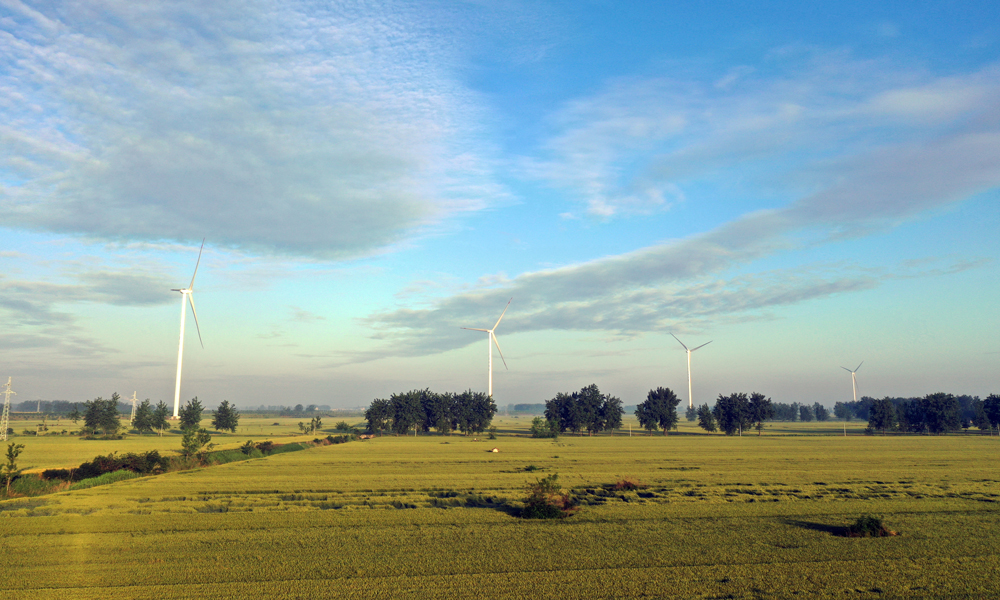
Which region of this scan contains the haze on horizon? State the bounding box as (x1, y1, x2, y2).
(1, 1, 997, 410)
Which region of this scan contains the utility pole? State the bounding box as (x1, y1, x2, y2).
(1, 378, 15, 442)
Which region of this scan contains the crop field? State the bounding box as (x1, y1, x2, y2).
(2, 420, 999, 598)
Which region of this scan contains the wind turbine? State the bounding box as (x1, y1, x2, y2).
(841, 361, 863, 403)
(462, 299, 511, 398)
(171, 239, 205, 419)
(671, 333, 712, 410)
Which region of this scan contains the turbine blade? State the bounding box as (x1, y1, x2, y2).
(188, 293, 204, 349)
(462, 327, 489, 332)
(492, 332, 508, 370)
(855, 361, 863, 372)
(841, 366, 851, 372)
(188, 238, 206, 290)
(670, 333, 688, 350)
(492, 298, 512, 330)
(691, 340, 713, 352)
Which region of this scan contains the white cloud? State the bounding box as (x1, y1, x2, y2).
(0, 0, 506, 259)
(527, 56, 1000, 219)
(362, 59, 1000, 359)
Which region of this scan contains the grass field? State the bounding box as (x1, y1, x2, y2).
(2, 417, 999, 598)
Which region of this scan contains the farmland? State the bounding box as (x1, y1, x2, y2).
(2, 418, 999, 598)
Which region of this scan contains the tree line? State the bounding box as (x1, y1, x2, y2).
(364, 389, 497, 435)
(67, 394, 241, 437)
(863, 393, 1000, 434)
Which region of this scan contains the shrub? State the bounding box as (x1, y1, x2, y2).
(256, 441, 275, 454)
(529, 417, 558, 439)
(334, 421, 351, 431)
(521, 473, 578, 519)
(72, 451, 168, 481)
(846, 515, 897, 537)
(612, 478, 645, 491)
(41, 468, 72, 481)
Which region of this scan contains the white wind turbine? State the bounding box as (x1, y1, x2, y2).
(671, 333, 712, 410)
(841, 361, 863, 403)
(171, 239, 205, 419)
(462, 299, 511, 398)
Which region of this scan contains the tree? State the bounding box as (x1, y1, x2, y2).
(545, 392, 580, 434)
(152, 401, 170, 435)
(799, 404, 814, 422)
(813, 403, 829, 421)
(2, 442, 25, 494)
(388, 390, 424, 435)
(713, 393, 750, 436)
(868, 397, 896, 435)
(83, 394, 122, 437)
(922, 392, 960, 434)
(132, 400, 155, 434)
(456, 389, 496, 434)
(600, 395, 624, 433)
(573, 384, 606, 435)
(985, 394, 1000, 433)
(68, 405, 82, 424)
(970, 397, 990, 431)
(635, 387, 681, 435)
(180, 428, 214, 462)
(833, 402, 852, 422)
(365, 398, 391, 434)
(178, 397, 204, 430)
(211, 400, 240, 433)
(421, 390, 453, 434)
(529, 417, 558, 438)
(748, 393, 774, 436)
(696, 404, 717, 432)
(685, 406, 697, 421)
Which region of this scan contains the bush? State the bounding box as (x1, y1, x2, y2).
(72, 451, 168, 481)
(334, 421, 351, 431)
(846, 515, 897, 537)
(255, 440, 275, 454)
(41, 468, 72, 481)
(529, 417, 558, 439)
(612, 478, 645, 491)
(521, 473, 578, 519)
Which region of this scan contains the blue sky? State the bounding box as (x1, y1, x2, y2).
(1, 0, 998, 409)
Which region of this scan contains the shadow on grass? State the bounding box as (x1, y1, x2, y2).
(782, 519, 847, 536)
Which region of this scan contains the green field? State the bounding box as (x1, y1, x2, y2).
(2, 417, 999, 598)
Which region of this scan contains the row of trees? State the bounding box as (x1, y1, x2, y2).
(365, 389, 497, 435)
(544, 384, 623, 435)
(75, 394, 239, 437)
(694, 392, 775, 435)
(867, 393, 1000, 434)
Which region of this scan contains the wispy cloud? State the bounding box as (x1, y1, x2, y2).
(528, 54, 1000, 218)
(361, 58, 1000, 359)
(0, 0, 506, 259)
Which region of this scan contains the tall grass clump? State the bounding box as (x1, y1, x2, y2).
(521, 473, 578, 519)
(846, 515, 897, 537)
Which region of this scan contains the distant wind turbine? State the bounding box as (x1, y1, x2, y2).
(841, 361, 863, 403)
(671, 333, 712, 410)
(462, 299, 511, 398)
(172, 239, 205, 419)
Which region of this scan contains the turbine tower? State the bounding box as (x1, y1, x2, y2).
(841, 361, 863, 403)
(172, 239, 205, 419)
(129, 391, 138, 424)
(462, 299, 511, 398)
(671, 333, 712, 410)
(1, 377, 14, 442)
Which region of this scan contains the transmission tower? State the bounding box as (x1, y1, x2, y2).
(1, 377, 15, 442)
(129, 391, 138, 424)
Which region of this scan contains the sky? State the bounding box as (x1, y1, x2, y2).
(1, 0, 998, 410)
